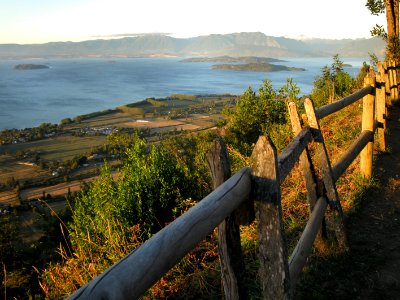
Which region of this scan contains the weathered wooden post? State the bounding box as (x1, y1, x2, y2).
(304, 98, 348, 251)
(251, 136, 291, 300)
(360, 72, 376, 178)
(388, 60, 398, 101)
(380, 62, 391, 108)
(383, 61, 392, 106)
(206, 139, 247, 300)
(376, 65, 387, 152)
(288, 102, 327, 239)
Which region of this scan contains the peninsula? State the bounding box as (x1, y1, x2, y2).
(212, 62, 306, 72)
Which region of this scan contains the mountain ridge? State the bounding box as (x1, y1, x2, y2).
(0, 32, 385, 59)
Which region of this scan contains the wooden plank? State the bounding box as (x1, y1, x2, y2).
(251, 136, 291, 300)
(288, 103, 319, 210)
(315, 86, 373, 120)
(360, 74, 376, 178)
(67, 167, 252, 300)
(375, 70, 387, 152)
(289, 196, 328, 290)
(206, 139, 247, 300)
(278, 127, 313, 184)
(304, 98, 348, 251)
(331, 130, 374, 182)
(288, 102, 328, 246)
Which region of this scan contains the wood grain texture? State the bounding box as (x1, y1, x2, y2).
(207, 139, 247, 300)
(315, 86, 373, 120)
(360, 74, 376, 178)
(67, 167, 252, 300)
(251, 136, 291, 300)
(304, 98, 348, 251)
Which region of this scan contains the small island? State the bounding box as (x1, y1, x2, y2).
(212, 62, 306, 72)
(14, 64, 49, 70)
(181, 56, 286, 64)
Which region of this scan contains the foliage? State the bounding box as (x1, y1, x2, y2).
(41, 135, 208, 297)
(278, 77, 301, 101)
(366, 0, 400, 61)
(0, 216, 17, 266)
(310, 54, 354, 107)
(107, 131, 140, 156)
(353, 61, 371, 90)
(147, 98, 168, 107)
(224, 79, 287, 156)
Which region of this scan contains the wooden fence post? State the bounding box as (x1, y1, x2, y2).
(360, 72, 376, 178)
(206, 139, 247, 300)
(288, 102, 327, 240)
(383, 62, 392, 106)
(251, 136, 291, 300)
(388, 60, 398, 101)
(288, 103, 318, 210)
(376, 66, 387, 152)
(304, 98, 348, 251)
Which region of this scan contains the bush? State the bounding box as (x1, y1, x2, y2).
(224, 79, 287, 156)
(40, 136, 203, 297)
(310, 54, 354, 107)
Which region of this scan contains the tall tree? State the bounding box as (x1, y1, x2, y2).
(366, 0, 400, 61)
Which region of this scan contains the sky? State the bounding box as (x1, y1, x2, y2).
(0, 0, 388, 44)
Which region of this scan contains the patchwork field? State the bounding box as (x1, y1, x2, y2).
(0, 154, 49, 185)
(0, 94, 234, 206)
(0, 135, 107, 162)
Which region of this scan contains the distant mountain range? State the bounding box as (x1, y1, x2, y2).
(0, 32, 385, 59)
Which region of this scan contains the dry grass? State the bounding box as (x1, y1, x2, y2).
(0, 154, 49, 184)
(117, 105, 145, 115)
(38, 100, 369, 299)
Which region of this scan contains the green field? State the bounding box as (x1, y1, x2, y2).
(0, 135, 107, 162)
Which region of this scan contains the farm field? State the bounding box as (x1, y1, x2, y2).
(0, 93, 233, 207)
(0, 135, 107, 162)
(0, 154, 50, 185)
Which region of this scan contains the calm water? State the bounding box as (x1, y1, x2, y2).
(0, 57, 365, 130)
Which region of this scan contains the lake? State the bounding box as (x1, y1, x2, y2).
(0, 57, 365, 130)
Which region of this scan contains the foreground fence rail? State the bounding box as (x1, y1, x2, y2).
(68, 63, 394, 300)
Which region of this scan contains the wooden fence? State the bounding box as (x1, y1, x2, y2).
(67, 62, 396, 300)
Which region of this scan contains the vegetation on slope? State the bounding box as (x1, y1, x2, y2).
(1, 54, 379, 299)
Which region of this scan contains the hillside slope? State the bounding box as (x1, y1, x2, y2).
(0, 32, 385, 58)
(296, 103, 400, 299)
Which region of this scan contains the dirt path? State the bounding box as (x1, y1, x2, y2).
(297, 104, 400, 299)
(346, 103, 400, 299)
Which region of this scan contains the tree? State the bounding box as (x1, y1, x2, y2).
(311, 54, 354, 107)
(366, 0, 400, 61)
(278, 77, 301, 101)
(224, 80, 287, 156)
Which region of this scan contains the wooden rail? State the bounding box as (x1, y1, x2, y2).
(68, 62, 394, 300)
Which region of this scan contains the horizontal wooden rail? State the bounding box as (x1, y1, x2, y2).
(67, 167, 252, 300)
(278, 128, 313, 184)
(289, 197, 328, 289)
(331, 130, 374, 182)
(315, 86, 374, 119)
(67, 66, 391, 300)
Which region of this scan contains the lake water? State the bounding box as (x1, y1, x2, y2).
(0, 57, 365, 130)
